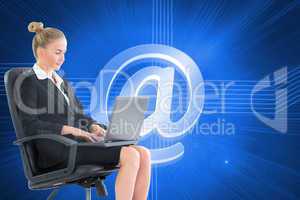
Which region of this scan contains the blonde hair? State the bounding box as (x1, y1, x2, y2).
(28, 21, 66, 58)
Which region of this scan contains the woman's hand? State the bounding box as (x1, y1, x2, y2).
(89, 124, 106, 137)
(62, 125, 100, 143)
(73, 129, 95, 143)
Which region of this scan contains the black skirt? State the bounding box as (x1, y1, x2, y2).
(76, 144, 122, 167)
(37, 136, 122, 173)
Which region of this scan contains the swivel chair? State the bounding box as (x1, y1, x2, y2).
(4, 68, 118, 200)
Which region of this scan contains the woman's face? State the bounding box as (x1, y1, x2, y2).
(37, 37, 67, 71)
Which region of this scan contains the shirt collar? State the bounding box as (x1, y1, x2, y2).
(32, 63, 63, 85)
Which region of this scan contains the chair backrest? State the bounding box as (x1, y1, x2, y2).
(4, 68, 31, 139)
(4, 67, 41, 177)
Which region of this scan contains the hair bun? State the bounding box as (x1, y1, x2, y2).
(28, 22, 44, 33)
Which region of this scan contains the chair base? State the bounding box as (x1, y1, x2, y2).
(47, 189, 59, 200)
(79, 177, 108, 197)
(47, 187, 94, 200)
(85, 188, 91, 200)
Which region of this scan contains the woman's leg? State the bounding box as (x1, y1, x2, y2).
(115, 146, 140, 200)
(131, 146, 151, 200)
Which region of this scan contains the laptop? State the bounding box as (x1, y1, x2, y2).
(91, 96, 149, 147)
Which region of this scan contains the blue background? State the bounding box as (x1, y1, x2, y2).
(0, 0, 299, 199)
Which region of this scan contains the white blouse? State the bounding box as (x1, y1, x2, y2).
(32, 63, 70, 105)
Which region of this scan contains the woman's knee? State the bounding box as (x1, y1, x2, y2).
(119, 146, 140, 169)
(134, 146, 151, 166)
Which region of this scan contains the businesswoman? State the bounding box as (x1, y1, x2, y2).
(19, 21, 151, 200)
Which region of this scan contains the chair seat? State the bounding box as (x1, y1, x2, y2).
(29, 165, 118, 190)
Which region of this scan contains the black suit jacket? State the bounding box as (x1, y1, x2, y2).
(17, 69, 105, 169)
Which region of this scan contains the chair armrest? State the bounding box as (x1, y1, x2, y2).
(14, 134, 78, 184)
(14, 134, 77, 146)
